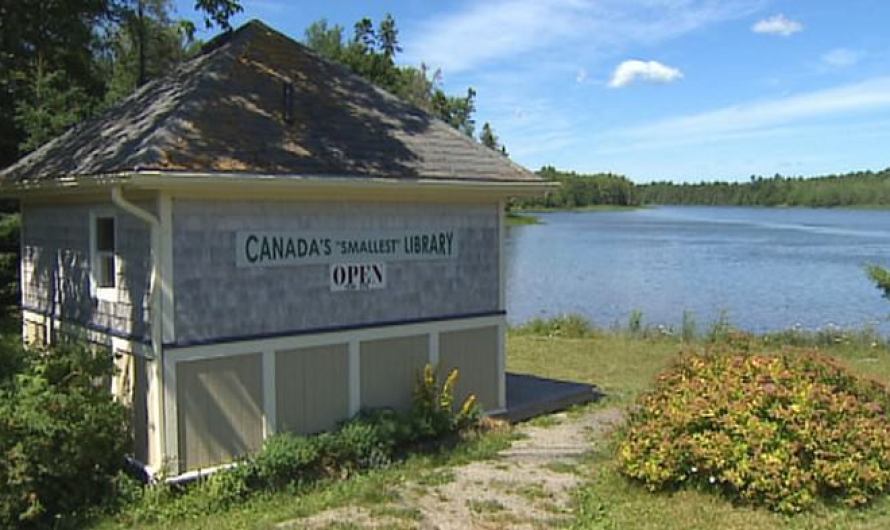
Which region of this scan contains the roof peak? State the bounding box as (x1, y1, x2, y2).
(1, 19, 542, 186)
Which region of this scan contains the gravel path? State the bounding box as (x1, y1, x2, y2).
(281, 406, 624, 530)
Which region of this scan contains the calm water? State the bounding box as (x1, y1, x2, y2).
(505, 206, 890, 335)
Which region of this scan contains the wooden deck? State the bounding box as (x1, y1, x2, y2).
(496, 372, 602, 423)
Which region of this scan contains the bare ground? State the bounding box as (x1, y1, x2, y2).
(280, 407, 624, 530)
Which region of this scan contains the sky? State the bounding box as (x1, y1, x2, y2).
(174, 0, 890, 183)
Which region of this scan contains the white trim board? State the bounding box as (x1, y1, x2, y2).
(158, 193, 175, 343)
(167, 314, 506, 362)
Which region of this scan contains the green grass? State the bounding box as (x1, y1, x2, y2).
(91, 428, 516, 529)
(515, 204, 645, 213)
(507, 333, 679, 406)
(506, 211, 540, 225)
(508, 331, 890, 529)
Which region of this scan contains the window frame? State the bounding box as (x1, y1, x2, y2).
(89, 209, 118, 302)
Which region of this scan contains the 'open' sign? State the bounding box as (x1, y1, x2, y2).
(329, 262, 386, 292)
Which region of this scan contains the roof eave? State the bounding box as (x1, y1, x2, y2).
(0, 171, 557, 200)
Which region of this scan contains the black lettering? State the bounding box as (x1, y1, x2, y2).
(245, 235, 259, 263)
(272, 236, 283, 260)
(372, 264, 384, 283)
(445, 231, 453, 255)
(297, 238, 308, 257)
(259, 237, 272, 261)
(309, 239, 320, 256)
(348, 264, 359, 285)
(285, 238, 296, 258)
(323, 239, 332, 255)
(332, 265, 346, 285)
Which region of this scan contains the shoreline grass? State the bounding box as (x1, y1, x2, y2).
(505, 211, 540, 226)
(514, 204, 645, 214)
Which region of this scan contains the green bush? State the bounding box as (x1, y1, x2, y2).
(0, 341, 130, 527)
(617, 349, 890, 513)
(327, 418, 395, 471)
(250, 432, 323, 489)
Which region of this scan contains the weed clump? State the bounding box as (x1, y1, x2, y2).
(617, 350, 890, 513)
(512, 314, 593, 338)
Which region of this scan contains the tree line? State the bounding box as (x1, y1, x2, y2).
(638, 169, 890, 207)
(512, 166, 641, 209)
(511, 167, 890, 210)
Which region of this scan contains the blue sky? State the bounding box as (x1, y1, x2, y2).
(174, 0, 890, 182)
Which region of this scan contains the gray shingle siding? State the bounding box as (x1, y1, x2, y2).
(21, 202, 153, 341)
(171, 200, 499, 344)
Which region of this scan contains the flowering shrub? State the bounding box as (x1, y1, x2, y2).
(617, 349, 890, 513)
(411, 364, 480, 439)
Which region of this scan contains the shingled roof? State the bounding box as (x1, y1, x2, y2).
(0, 19, 543, 186)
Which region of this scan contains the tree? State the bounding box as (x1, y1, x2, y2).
(304, 19, 344, 59)
(480, 122, 507, 155)
(108, 0, 241, 90)
(0, 0, 243, 165)
(304, 15, 478, 138)
(14, 68, 96, 152)
(377, 13, 401, 59)
(101, 1, 202, 104)
(431, 87, 476, 137)
(0, 0, 110, 167)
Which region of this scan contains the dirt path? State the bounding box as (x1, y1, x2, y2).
(282, 407, 624, 530)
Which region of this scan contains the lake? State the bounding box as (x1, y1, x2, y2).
(505, 206, 890, 335)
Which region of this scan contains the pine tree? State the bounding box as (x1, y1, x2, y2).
(480, 122, 507, 155)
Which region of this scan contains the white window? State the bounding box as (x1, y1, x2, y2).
(91, 213, 117, 300)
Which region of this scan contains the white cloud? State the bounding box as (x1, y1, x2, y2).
(609, 60, 683, 88)
(751, 14, 803, 36)
(403, 0, 762, 74)
(821, 48, 862, 69)
(576, 67, 588, 84)
(607, 77, 890, 148)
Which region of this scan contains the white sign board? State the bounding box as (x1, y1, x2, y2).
(235, 229, 457, 267)
(329, 262, 386, 292)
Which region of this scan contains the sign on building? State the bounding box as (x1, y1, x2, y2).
(329, 262, 386, 292)
(235, 229, 457, 267)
